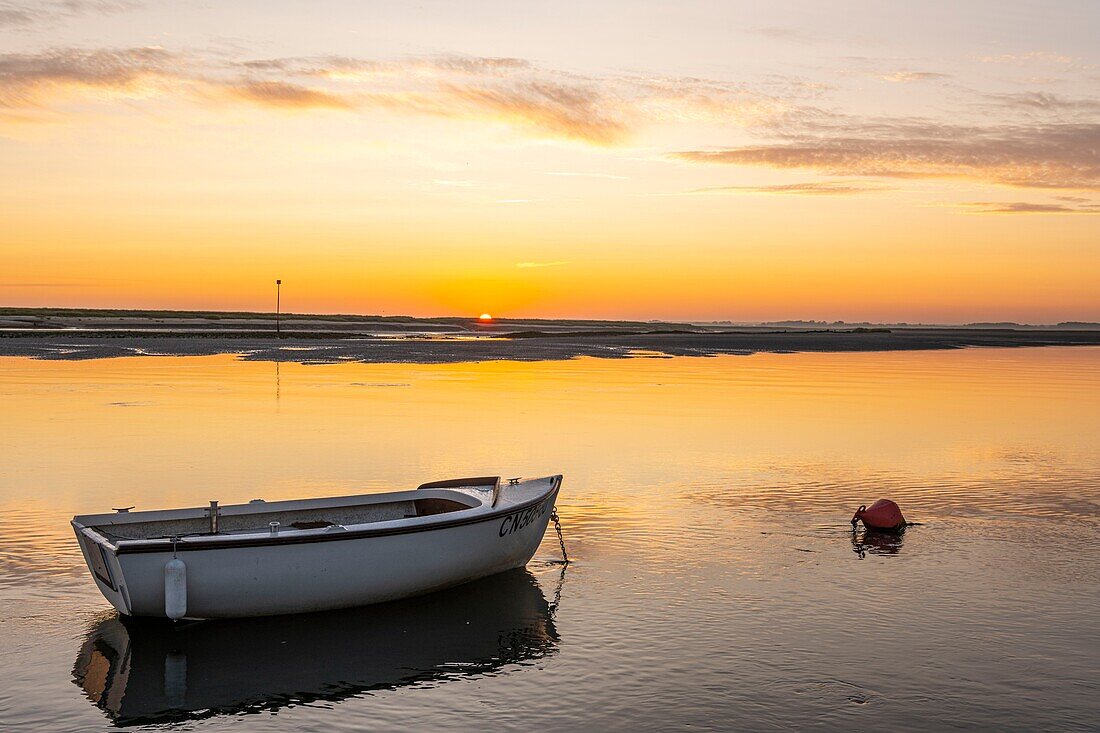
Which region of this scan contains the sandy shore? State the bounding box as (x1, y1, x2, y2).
(2, 310, 1099, 363)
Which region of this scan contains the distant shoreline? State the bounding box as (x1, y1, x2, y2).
(1, 309, 1098, 364)
(1, 306, 1097, 331)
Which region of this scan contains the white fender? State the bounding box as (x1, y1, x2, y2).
(164, 558, 187, 620)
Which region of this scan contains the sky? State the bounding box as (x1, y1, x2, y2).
(1, 1, 1098, 323)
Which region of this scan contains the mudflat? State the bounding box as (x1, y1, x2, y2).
(1, 308, 1099, 364)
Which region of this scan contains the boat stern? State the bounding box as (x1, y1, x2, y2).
(72, 520, 131, 616)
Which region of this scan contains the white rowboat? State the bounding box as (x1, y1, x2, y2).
(72, 475, 562, 619)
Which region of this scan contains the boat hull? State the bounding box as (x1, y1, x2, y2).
(74, 479, 559, 619)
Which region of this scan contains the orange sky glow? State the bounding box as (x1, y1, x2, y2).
(1, 1, 1098, 323)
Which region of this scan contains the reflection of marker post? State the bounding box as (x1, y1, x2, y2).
(275, 279, 282, 338)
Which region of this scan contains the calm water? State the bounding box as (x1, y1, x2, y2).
(1, 348, 1098, 731)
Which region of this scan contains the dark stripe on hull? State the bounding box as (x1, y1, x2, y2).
(114, 486, 559, 555)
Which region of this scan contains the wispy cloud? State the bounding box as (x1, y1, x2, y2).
(423, 80, 629, 145)
(252, 54, 532, 79)
(0, 0, 138, 28)
(516, 261, 570, 268)
(541, 171, 628, 180)
(978, 51, 1075, 66)
(876, 71, 950, 83)
(225, 80, 353, 109)
(0, 47, 357, 112)
(3, 44, 1098, 192)
(0, 46, 178, 106)
(674, 121, 1100, 190)
(974, 50, 1097, 77)
(748, 27, 824, 45)
(0, 6, 34, 26)
(0, 47, 805, 144)
(960, 201, 1100, 214)
(347, 68, 800, 144)
(691, 181, 892, 195)
(982, 91, 1100, 118)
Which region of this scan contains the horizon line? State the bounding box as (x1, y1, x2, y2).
(1, 305, 1097, 330)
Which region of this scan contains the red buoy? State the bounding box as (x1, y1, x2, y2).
(851, 499, 906, 531)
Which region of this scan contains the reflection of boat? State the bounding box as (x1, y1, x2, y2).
(73, 568, 560, 726)
(72, 475, 561, 618)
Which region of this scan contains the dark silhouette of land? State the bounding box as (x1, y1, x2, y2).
(1, 308, 1098, 363)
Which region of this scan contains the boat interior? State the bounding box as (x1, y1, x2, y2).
(79, 477, 507, 543)
(88, 494, 481, 543)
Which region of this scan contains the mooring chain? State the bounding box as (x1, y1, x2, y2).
(548, 562, 566, 616)
(550, 506, 570, 564)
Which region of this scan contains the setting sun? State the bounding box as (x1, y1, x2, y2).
(479, 313, 493, 322)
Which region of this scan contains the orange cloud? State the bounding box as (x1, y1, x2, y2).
(0, 47, 177, 107)
(226, 80, 354, 110)
(960, 201, 1100, 214)
(438, 81, 628, 144)
(876, 71, 950, 83)
(232, 54, 638, 143)
(2, 46, 811, 144)
(690, 181, 892, 195)
(674, 122, 1100, 190)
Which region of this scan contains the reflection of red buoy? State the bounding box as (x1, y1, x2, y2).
(852, 499, 906, 531)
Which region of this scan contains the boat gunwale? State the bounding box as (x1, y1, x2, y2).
(71, 487, 484, 549)
(75, 478, 561, 555)
(72, 486, 480, 527)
